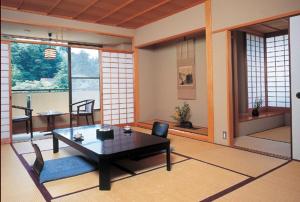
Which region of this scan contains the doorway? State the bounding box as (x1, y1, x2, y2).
(230, 18, 292, 159)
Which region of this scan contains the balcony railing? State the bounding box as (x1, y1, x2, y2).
(12, 88, 69, 93)
(12, 90, 69, 116)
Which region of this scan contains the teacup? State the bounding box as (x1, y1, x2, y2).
(124, 126, 131, 131)
(74, 132, 82, 139)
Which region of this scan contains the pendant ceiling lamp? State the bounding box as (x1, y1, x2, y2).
(44, 33, 57, 60)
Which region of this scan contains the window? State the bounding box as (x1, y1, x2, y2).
(71, 48, 100, 109)
(101, 51, 134, 125)
(11, 43, 69, 114)
(11, 43, 68, 91)
(266, 34, 290, 107)
(11, 41, 135, 124)
(246, 34, 266, 108)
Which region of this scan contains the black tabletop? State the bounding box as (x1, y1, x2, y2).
(53, 125, 169, 155)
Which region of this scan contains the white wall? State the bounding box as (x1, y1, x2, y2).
(138, 49, 156, 121)
(212, 31, 229, 144)
(138, 36, 208, 127)
(212, 0, 300, 31)
(290, 15, 300, 160)
(135, 4, 205, 47)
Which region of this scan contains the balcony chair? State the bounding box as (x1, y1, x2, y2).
(70, 99, 95, 126)
(12, 105, 33, 140)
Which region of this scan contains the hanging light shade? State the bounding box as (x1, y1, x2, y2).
(44, 47, 57, 60)
(44, 32, 57, 60)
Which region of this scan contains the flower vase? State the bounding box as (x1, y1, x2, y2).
(252, 108, 259, 117)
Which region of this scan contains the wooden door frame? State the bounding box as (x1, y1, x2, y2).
(224, 13, 300, 146)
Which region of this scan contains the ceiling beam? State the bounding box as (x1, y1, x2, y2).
(46, 0, 63, 15)
(73, 0, 99, 19)
(17, 0, 24, 10)
(94, 0, 135, 23)
(116, 0, 171, 26)
(261, 24, 281, 31)
(239, 27, 264, 37)
(282, 18, 289, 23)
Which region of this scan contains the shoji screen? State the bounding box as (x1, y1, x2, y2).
(101, 51, 134, 125)
(246, 34, 266, 108)
(1, 41, 11, 143)
(266, 34, 290, 108)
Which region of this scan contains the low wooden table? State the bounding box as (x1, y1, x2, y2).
(38, 111, 64, 132)
(52, 125, 171, 190)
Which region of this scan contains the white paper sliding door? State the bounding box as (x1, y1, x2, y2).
(1, 41, 11, 143)
(101, 51, 134, 125)
(290, 15, 300, 160)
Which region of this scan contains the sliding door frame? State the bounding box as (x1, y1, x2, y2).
(1, 40, 12, 144)
(216, 13, 300, 147)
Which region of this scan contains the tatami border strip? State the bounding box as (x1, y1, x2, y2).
(247, 134, 290, 144)
(14, 127, 288, 161)
(14, 145, 69, 155)
(10, 144, 53, 202)
(9, 133, 293, 202)
(112, 162, 137, 175)
(137, 125, 290, 161)
(200, 160, 292, 202)
(12, 143, 191, 201)
(233, 145, 291, 160)
(52, 158, 191, 200)
(51, 185, 99, 199)
(172, 151, 253, 178)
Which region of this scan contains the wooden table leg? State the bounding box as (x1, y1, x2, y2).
(99, 159, 111, 190)
(53, 135, 59, 153)
(52, 116, 56, 131)
(47, 116, 51, 131)
(166, 144, 171, 171)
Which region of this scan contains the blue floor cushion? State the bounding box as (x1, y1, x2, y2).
(39, 155, 97, 183)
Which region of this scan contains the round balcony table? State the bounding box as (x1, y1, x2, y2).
(38, 111, 64, 133)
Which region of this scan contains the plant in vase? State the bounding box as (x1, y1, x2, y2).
(171, 102, 192, 128)
(252, 98, 262, 117)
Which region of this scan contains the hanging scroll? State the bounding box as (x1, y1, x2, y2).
(177, 38, 196, 99)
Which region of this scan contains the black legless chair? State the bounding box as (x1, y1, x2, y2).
(70, 99, 95, 126)
(131, 121, 169, 160)
(151, 121, 169, 138)
(12, 105, 33, 140)
(32, 143, 44, 177)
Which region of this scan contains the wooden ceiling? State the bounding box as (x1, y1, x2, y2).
(1, 0, 205, 29)
(239, 18, 289, 36)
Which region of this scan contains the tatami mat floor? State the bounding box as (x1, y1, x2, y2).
(1, 145, 45, 202)
(2, 126, 299, 202)
(234, 135, 291, 158)
(217, 161, 300, 202)
(52, 160, 247, 202)
(249, 126, 291, 143)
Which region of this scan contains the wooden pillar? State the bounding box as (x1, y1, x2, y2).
(205, 0, 214, 143)
(133, 38, 140, 123)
